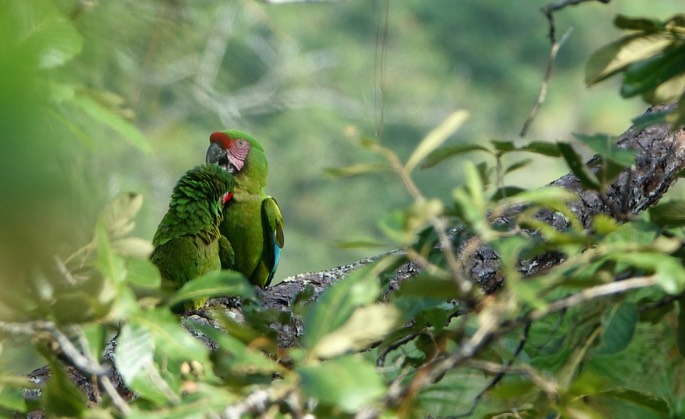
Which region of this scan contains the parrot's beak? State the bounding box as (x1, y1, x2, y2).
(206, 142, 234, 173)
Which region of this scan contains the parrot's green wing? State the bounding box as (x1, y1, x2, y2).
(218, 235, 235, 270)
(253, 197, 284, 288)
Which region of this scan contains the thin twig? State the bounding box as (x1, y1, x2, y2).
(519, 28, 572, 137)
(450, 322, 532, 418)
(521, 0, 611, 136)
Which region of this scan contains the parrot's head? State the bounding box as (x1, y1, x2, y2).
(206, 130, 268, 192)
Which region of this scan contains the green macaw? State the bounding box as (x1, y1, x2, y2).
(205, 129, 284, 288)
(150, 164, 234, 310)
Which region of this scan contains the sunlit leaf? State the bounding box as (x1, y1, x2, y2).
(312, 303, 401, 358)
(303, 266, 380, 350)
(72, 94, 151, 153)
(585, 34, 673, 85)
(99, 192, 143, 239)
(298, 355, 385, 412)
(405, 110, 469, 173)
(116, 322, 155, 384)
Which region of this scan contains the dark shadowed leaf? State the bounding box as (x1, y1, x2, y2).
(505, 158, 533, 174)
(421, 143, 491, 169)
(398, 275, 460, 299)
(557, 142, 600, 190)
(572, 133, 635, 166)
(613, 15, 663, 32)
(596, 302, 637, 354)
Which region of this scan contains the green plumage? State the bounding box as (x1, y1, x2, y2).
(150, 164, 234, 310)
(206, 129, 284, 288)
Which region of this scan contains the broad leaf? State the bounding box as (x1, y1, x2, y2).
(596, 302, 637, 354)
(302, 266, 380, 350)
(312, 303, 401, 358)
(298, 355, 385, 412)
(585, 33, 673, 85)
(649, 200, 685, 227)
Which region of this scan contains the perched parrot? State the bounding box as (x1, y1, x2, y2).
(205, 129, 284, 288)
(150, 164, 234, 310)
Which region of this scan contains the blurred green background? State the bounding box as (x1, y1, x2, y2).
(1, 0, 682, 289)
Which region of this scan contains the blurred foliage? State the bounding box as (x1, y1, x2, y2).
(1, 0, 685, 418)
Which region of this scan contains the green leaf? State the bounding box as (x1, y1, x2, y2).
(421, 143, 491, 169)
(649, 200, 685, 227)
(95, 220, 125, 283)
(557, 142, 600, 190)
(99, 192, 143, 239)
(621, 47, 685, 102)
(115, 322, 155, 385)
(631, 110, 669, 130)
(611, 253, 685, 294)
(72, 94, 151, 153)
(312, 303, 402, 358)
(0, 385, 26, 413)
(397, 274, 460, 299)
(302, 266, 380, 350)
(596, 302, 638, 354)
(133, 308, 210, 365)
(405, 110, 469, 173)
(167, 270, 254, 307)
(517, 141, 564, 157)
(192, 323, 280, 381)
(597, 387, 671, 416)
(572, 133, 635, 167)
(490, 186, 526, 201)
(504, 158, 532, 174)
(585, 33, 674, 85)
(126, 258, 161, 288)
(613, 15, 663, 32)
(298, 355, 385, 412)
(491, 140, 516, 153)
(20, 10, 84, 69)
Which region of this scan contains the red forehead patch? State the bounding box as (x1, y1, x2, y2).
(209, 131, 231, 148)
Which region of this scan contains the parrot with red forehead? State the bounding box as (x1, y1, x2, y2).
(205, 129, 284, 288)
